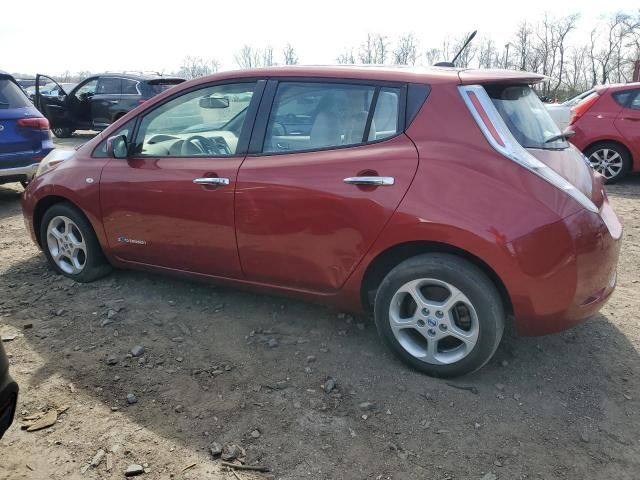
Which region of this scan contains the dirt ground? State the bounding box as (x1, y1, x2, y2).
(1, 135, 639, 480)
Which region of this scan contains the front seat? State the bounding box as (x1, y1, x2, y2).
(309, 110, 341, 148)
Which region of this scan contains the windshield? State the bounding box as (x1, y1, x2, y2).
(486, 84, 568, 150)
(0, 78, 31, 109)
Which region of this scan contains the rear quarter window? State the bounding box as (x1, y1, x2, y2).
(0, 78, 31, 109)
(612, 90, 634, 107)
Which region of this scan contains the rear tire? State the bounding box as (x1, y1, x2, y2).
(51, 127, 74, 138)
(374, 253, 505, 377)
(40, 203, 112, 282)
(584, 142, 631, 184)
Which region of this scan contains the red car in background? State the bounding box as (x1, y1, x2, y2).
(568, 82, 640, 183)
(21, 66, 621, 377)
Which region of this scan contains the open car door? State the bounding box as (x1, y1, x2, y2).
(35, 74, 72, 131)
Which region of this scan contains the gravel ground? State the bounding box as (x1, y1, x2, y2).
(0, 135, 639, 479)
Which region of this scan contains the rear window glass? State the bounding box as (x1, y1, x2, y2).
(148, 82, 180, 95)
(0, 78, 31, 109)
(485, 84, 567, 150)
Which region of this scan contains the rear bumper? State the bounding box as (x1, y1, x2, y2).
(509, 201, 622, 336)
(0, 147, 51, 182)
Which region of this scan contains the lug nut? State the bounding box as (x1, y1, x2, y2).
(439, 324, 447, 331)
(427, 329, 436, 337)
(421, 308, 430, 316)
(436, 311, 444, 318)
(417, 319, 425, 327)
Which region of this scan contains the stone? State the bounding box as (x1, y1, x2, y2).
(221, 444, 243, 461)
(481, 474, 497, 480)
(90, 449, 105, 467)
(323, 377, 336, 393)
(125, 464, 144, 477)
(126, 393, 138, 405)
(359, 401, 375, 411)
(250, 429, 261, 438)
(131, 345, 145, 357)
(209, 442, 222, 457)
(268, 338, 279, 348)
(106, 355, 118, 366)
(174, 405, 184, 413)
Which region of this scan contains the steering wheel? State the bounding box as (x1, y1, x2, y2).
(180, 135, 213, 156)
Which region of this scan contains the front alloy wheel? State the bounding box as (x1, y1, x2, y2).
(46, 216, 87, 275)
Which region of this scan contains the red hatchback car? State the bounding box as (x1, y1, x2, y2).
(22, 66, 622, 377)
(569, 82, 640, 183)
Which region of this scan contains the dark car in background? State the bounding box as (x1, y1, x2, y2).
(0, 70, 53, 187)
(35, 73, 184, 138)
(0, 341, 18, 440)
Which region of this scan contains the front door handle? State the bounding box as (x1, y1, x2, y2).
(193, 177, 230, 186)
(344, 176, 395, 186)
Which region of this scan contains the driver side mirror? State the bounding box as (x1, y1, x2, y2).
(106, 135, 129, 159)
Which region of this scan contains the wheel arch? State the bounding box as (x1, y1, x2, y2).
(33, 195, 93, 248)
(360, 240, 513, 317)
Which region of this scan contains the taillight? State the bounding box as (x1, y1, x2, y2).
(569, 94, 599, 126)
(17, 117, 50, 130)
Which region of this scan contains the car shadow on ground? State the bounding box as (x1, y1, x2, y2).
(1, 246, 639, 478)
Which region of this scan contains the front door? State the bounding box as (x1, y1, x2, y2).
(100, 80, 263, 277)
(235, 80, 419, 292)
(34, 74, 70, 129)
(614, 88, 640, 164)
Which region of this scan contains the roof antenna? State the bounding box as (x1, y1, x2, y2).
(434, 30, 477, 67)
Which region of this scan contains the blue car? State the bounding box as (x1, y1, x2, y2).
(0, 70, 54, 187)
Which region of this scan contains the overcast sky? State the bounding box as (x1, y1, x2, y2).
(3, 0, 639, 75)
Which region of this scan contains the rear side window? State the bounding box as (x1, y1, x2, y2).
(122, 79, 139, 95)
(262, 82, 401, 153)
(147, 82, 179, 95)
(627, 90, 640, 110)
(485, 84, 567, 150)
(0, 78, 30, 109)
(612, 90, 633, 107)
(97, 77, 121, 95)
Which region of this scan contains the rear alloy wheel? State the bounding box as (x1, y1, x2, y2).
(41, 203, 111, 282)
(585, 142, 631, 184)
(51, 127, 74, 138)
(374, 254, 505, 377)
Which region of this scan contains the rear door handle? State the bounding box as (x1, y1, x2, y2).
(622, 117, 640, 121)
(344, 176, 395, 186)
(193, 177, 230, 186)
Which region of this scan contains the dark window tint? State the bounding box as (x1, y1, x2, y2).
(628, 90, 640, 110)
(486, 84, 567, 150)
(263, 82, 377, 153)
(97, 77, 121, 95)
(122, 79, 139, 95)
(0, 78, 31, 109)
(612, 90, 634, 107)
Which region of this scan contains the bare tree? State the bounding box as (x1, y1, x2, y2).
(424, 48, 441, 65)
(177, 56, 220, 79)
(235, 45, 276, 68)
(359, 34, 376, 64)
(477, 37, 498, 68)
(336, 49, 356, 64)
(283, 43, 299, 65)
(373, 34, 390, 63)
(393, 33, 418, 65)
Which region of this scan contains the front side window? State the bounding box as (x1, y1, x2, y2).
(97, 77, 121, 95)
(263, 82, 376, 153)
(134, 82, 257, 157)
(486, 84, 568, 150)
(75, 79, 98, 100)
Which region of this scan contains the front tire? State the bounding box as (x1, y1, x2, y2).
(40, 203, 111, 282)
(374, 253, 505, 377)
(584, 142, 631, 184)
(51, 127, 74, 138)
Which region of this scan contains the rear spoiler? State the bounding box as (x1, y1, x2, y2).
(459, 69, 547, 85)
(146, 77, 185, 85)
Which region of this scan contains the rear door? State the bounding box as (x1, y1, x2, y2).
(92, 77, 122, 128)
(235, 79, 419, 292)
(614, 88, 640, 160)
(34, 74, 71, 129)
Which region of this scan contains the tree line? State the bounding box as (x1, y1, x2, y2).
(14, 11, 639, 102)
